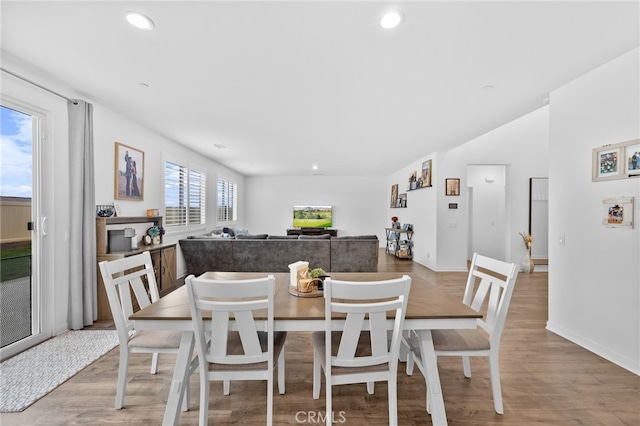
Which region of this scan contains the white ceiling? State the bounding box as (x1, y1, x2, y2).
(2, 1, 639, 176)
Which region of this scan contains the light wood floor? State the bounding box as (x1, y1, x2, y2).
(2, 251, 639, 425)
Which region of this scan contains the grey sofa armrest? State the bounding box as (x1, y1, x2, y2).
(179, 239, 234, 275)
(330, 236, 379, 272)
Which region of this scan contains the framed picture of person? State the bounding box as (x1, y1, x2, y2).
(114, 142, 144, 201)
(592, 139, 640, 182)
(626, 142, 640, 176)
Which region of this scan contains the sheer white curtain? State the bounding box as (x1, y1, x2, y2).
(67, 100, 96, 328)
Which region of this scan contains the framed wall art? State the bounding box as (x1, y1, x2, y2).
(445, 178, 460, 196)
(390, 184, 398, 207)
(421, 159, 432, 187)
(602, 196, 634, 229)
(398, 193, 407, 208)
(626, 141, 640, 176)
(592, 139, 640, 182)
(114, 142, 144, 201)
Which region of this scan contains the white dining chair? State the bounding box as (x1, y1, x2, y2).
(99, 251, 197, 410)
(185, 274, 287, 426)
(406, 252, 519, 414)
(312, 275, 411, 426)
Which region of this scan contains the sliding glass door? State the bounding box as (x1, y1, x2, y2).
(0, 103, 43, 358)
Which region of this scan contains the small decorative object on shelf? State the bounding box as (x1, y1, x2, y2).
(96, 205, 115, 217)
(519, 231, 534, 273)
(147, 225, 165, 245)
(391, 216, 401, 229)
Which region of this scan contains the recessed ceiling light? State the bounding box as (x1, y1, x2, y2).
(312, 165, 319, 170)
(380, 11, 403, 29)
(126, 12, 154, 30)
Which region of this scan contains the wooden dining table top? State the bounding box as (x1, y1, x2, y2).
(130, 272, 481, 322)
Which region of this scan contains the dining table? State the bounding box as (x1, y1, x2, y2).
(129, 271, 481, 426)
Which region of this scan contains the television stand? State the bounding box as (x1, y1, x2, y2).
(287, 228, 338, 237)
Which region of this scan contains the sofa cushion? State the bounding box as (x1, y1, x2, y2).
(235, 234, 268, 239)
(299, 234, 332, 239)
(332, 235, 378, 240)
(232, 239, 331, 272)
(267, 235, 300, 240)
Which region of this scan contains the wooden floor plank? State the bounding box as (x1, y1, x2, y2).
(2, 250, 638, 425)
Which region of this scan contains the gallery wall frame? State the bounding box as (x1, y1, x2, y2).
(445, 178, 460, 196)
(421, 159, 432, 187)
(390, 183, 399, 207)
(114, 142, 144, 201)
(592, 138, 640, 182)
(602, 196, 634, 229)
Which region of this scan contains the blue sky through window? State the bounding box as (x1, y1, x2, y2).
(1, 105, 32, 197)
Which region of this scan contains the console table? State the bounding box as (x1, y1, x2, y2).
(96, 216, 177, 320)
(385, 227, 414, 259)
(287, 228, 338, 237)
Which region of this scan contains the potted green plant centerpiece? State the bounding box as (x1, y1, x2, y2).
(310, 267, 328, 290)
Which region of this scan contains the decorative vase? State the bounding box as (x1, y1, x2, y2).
(522, 250, 534, 273)
(152, 236, 161, 245)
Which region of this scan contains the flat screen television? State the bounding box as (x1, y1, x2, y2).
(293, 205, 332, 228)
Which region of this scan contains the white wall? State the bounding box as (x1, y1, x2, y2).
(2, 56, 245, 336)
(386, 155, 439, 268)
(91, 108, 245, 280)
(388, 107, 550, 271)
(547, 48, 639, 374)
(244, 175, 387, 240)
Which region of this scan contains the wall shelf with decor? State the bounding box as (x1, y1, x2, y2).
(95, 216, 177, 320)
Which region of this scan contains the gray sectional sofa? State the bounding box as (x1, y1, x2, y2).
(179, 233, 379, 276)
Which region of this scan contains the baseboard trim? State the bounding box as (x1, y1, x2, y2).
(546, 321, 639, 375)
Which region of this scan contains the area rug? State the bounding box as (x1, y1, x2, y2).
(0, 330, 119, 412)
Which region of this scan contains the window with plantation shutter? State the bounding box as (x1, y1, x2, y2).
(164, 160, 206, 227)
(217, 177, 237, 223)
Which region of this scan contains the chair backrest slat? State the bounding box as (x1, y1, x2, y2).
(324, 275, 411, 370)
(465, 253, 519, 345)
(98, 251, 159, 345)
(186, 275, 275, 369)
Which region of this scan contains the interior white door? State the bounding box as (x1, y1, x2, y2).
(466, 165, 507, 261)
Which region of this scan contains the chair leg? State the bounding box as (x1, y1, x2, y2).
(325, 380, 332, 426)
(267, 372, 274, 426)
(312, 352, 321, 399)
(388, 377, 398, 426)
(115, 348, 129, 409)
(462, 355, 472, 378)
(181, 372, 190, 412)
(150, 352, 159, 374)
(488, 353, 504, 414)
(406, 351, 414, 375)
(199, 380, 209, 426)
(367, 382, 374, 394)
(278, 348, 286, 394)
